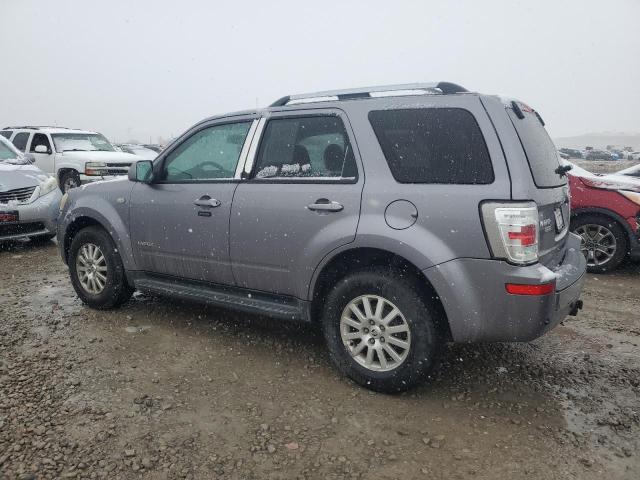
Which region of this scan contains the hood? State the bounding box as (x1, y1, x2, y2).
(61, 150, 140, 163)
(0, 163, 50, 190)
(601, 173, 640, 189)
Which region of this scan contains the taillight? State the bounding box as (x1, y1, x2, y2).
(481, 202, 539, 264)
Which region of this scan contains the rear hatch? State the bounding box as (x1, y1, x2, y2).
(506, 101, 570, 268)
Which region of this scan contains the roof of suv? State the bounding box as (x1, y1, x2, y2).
(192, 82, 474, 128)
(1, 126, 97, 135)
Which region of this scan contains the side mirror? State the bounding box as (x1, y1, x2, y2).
(23, 153, 36, 164)
(128, 160, 154, 183)
(34, 145, 51, 154)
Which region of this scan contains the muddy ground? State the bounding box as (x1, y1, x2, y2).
(0, 242, 638, 480)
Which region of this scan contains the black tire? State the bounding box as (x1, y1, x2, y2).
(571, 214, 629, 273)
(68, 226, 133, 309)
(321, 267, 442, 393)
(60, 170, 81, 193)
(29, 233, 56, 243)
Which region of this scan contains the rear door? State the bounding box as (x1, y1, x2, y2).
(230, 110, 364, 299)
(502, 100, 570, 267)
(130, 118, 256, 285)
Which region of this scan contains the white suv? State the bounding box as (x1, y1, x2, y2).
(0, 126, 139, 192)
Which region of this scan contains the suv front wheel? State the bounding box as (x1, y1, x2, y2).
(322, 267, 441, 393)
(68, 226, 133, 309)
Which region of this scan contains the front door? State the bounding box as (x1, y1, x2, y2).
(27, 133, 55, 174)
(130, 119, 255, 285)
(230, 111, 364, 299)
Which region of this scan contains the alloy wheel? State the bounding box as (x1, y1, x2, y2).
(340, 295, 411, 372)
(76, 243, 108, 294)
(575, 224, 617, 267)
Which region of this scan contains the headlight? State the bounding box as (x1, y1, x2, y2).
(85, 161, 107, 175)
(38, 177, 58, 197)
(620, 190, 640, 206)
(59, 192, 69, 211)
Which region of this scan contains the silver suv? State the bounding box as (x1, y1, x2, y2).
(57, 82, 587, 392)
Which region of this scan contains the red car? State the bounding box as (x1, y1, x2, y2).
(565, 162, 640, 272)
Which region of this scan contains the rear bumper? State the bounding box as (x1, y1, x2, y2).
(0, 189, 61, 241)
(423, 233, 587, 342)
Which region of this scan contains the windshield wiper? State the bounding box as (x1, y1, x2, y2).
(63, 148, 88, 152)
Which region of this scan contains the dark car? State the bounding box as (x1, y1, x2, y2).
(585, 150, 614, 161)
(559, 148, 583, 159)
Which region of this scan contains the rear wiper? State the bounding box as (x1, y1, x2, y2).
(555, 164, 573, 177)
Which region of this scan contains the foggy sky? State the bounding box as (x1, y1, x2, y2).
(2, 0, 639, 143)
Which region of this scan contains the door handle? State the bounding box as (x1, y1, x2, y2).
(307, 199, 344, 212)
(194, 195, 221, 208)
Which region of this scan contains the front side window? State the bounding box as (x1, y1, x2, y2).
(253, 115, 357, 180)
(52, 133, 115, 152)
(30, 133, 52, 153)
(12, 132, 30, 152)
(162, 122, 251, 181)
(369, 108, 494, 184)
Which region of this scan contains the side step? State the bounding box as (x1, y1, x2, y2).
(133, 274, 309, 322)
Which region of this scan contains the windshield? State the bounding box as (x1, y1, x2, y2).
(0, 138, 20, 161)
(51, 133, 115, 152)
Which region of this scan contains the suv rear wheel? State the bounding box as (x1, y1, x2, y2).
(572, 214, 628, 273)
(322, 267, 441, 393)
(68, 226, 133, 309)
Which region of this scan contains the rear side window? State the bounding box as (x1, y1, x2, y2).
(0, 131, 12, 140)
(368, 108, 494, 184)
(507, 105, 565, 188)
(12, 132, 30, 152)
(253, 115, 357, 180)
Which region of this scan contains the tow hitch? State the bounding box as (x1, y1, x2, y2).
(569, 299, 584, 316)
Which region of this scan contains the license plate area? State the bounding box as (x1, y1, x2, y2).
(0, 211, 19, 223)
(554, 207, 565, 232)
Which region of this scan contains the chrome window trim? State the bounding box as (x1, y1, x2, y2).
(233, 119, 259, 179)
(242, 117, 266, 177)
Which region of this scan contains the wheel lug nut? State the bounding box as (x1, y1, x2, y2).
(380, 325, 385, 331)
(363, 328, 369, 334)
(380, 337, 385, 343)
(369, 319, 375, 325)
(368, 338, 375, 345)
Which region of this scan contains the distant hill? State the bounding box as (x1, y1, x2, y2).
(554, 133, 640, 150)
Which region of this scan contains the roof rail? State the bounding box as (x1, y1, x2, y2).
(270, 82, 468, 107)
(2, 125, 76, 130)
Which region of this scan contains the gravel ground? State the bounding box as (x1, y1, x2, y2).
(0, 241, 638, 480)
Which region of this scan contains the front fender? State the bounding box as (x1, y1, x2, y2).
(59, 183, 135, 270)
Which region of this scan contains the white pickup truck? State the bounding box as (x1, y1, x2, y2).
(0, 126, 139, 192)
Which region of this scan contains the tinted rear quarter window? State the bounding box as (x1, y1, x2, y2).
(368, 108, 494, 184)
(507, 105, 565, 188)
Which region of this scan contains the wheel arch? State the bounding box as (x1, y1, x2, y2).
(57, 167, 79, 185)
(309, 247, 452, 340)
(571, 207, 634, 246)
(62, 216, 108, 264)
